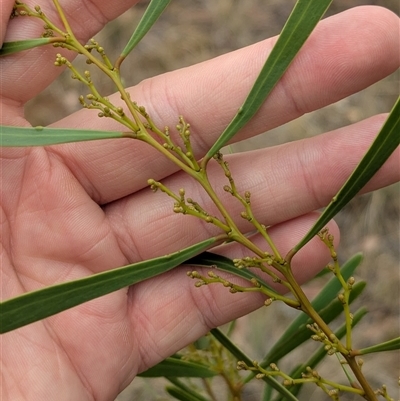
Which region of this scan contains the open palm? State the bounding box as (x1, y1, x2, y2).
(1, 1, 399, 400)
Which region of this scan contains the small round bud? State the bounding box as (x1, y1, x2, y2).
(329, 334, 338, 342)
(250, 278, 260, 287)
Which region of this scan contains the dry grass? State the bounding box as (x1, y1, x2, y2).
(24, 1, 399, 400)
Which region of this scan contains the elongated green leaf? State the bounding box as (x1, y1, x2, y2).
(293, 97, 400, 253)
(356, 337, 400, 355)
(166, 386, 208, 401)
(0, 38, 52, 56)
(118, 0, 170, 61)
(0, 237, 218, 334)
(277, 308, 367, 400)
(138, 356, 217, 378)
(211, 328, 300, 401)
(0, 125, 127, 147)
(204, 0, 332, 159)
(263, 383, 273, 401)
(166, 378, 212, 401)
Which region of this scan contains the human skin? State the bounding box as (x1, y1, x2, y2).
(1, 1, 399, 400)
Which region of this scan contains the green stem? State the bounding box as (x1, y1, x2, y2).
(199, 174, 275, 260)
(283, 267, 378, 401)
(344, 356, 378, 401)
(330, 260, 353, 351)
(52, 0, 73, 34)
(284, 267, 348, 354)
(201, 378, 219, 401)
(251, 220, 283, 262)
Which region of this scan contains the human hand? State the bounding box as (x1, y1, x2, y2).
(1, 1, 399, 400)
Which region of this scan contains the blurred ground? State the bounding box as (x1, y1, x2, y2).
(25, 1, 399, 400)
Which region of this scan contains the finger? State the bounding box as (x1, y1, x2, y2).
(105, 114, 400, 262)
(50, 6, 400, 203)
(0, 0, 14, 41)
(128, 213, 338, 373)
(1, 0, 140, 106)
